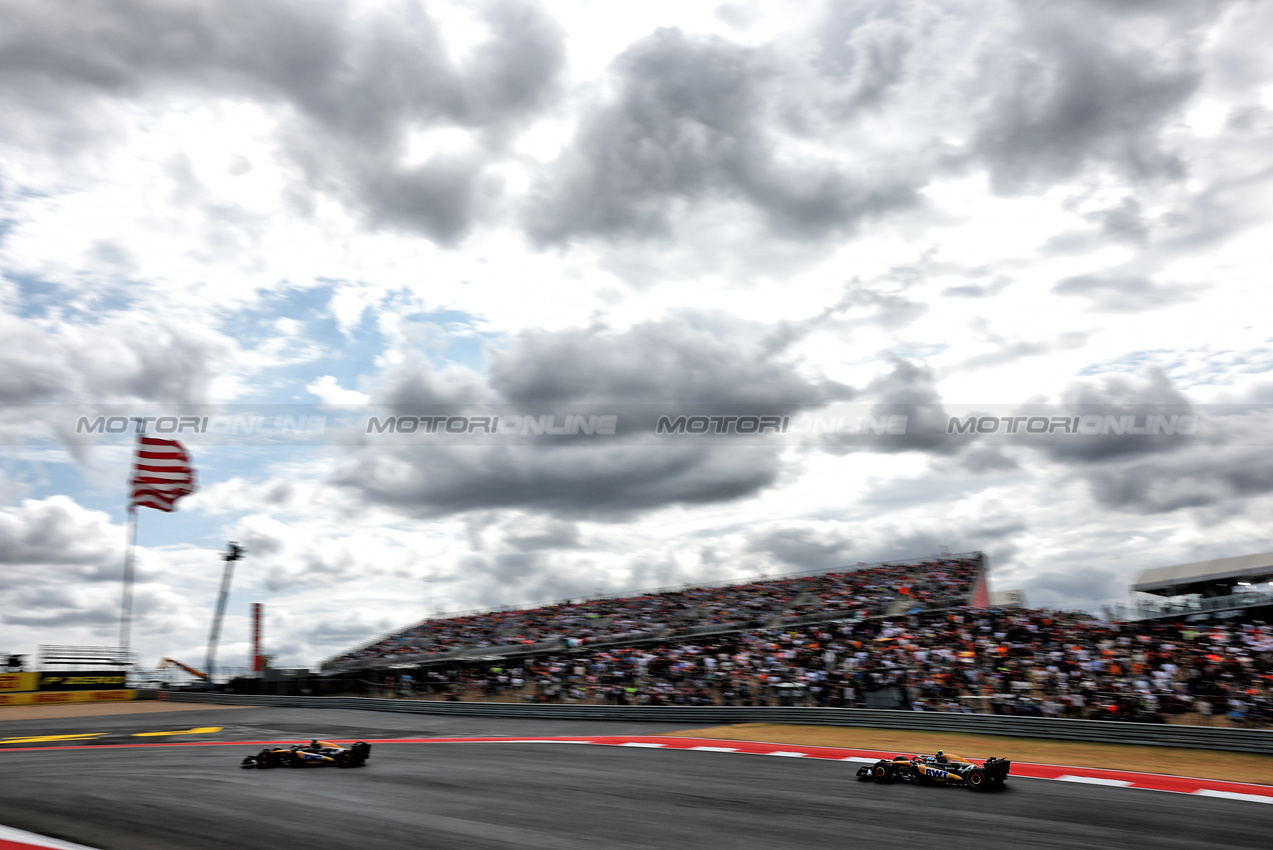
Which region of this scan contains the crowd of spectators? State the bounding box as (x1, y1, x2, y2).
(322, 556, 983, 670)
(391, 608, 1272, 728)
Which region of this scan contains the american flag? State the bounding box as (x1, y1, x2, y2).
(130, 436, 197, 512)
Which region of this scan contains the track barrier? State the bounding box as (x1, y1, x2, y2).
(0, 690, 135, 707)
(162, 692, 1273, 754)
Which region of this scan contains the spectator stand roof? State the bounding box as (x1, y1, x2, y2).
(1133, 551, 1273, 597)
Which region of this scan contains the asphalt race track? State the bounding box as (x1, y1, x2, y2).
(0, 707, 1268, 849)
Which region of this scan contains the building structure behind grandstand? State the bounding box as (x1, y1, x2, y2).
(1132, 551, 1273, 624)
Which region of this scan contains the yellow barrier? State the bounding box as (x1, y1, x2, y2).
(0, 673, 39, 692)
(0, 690, 136, 707)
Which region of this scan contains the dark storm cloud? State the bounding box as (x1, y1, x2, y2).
(746, 527, 855, 570)
(968, 1, 1210, 192)
(0, 314, 231, 405)
(380, 357, 496, 409)
(950, 446, 1021, 474)
(0, 0, 565, 245)
(1038, 367, 1196, 464)
(0, 497, 116, 568)
(338, 436, 784, 520)
(364, 337, 968, 528)
(487, 313, 854, 406)
(0, 319, 68, 402)
(447, 547, 707, 610)
(1043, 198, 1155, 256)
(1053, 272, 1199, 312)
(856, 357, 957, 453)
(1090, 198, 1152, 244)
(341, 315, 856, 519)
(5, 606, 117, 629)
(505, 520, 581, 552)
(0, 500, 123, 641)
(1082, 442, 1273, 514)
(263, 548, 363, 592)
(812, 0, 913, 115)
(1022, 371, 1273, 515)
(524, 28, 920, 245)
(1021, 564, 1126, 607)
(750, 522, 1025, 575)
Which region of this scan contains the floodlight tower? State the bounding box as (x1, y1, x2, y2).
(205, 542, 245, 686)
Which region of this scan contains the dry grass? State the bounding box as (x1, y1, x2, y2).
(664, 723, 1273, 786)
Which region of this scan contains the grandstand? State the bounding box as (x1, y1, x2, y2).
(275, 549, 1271, 727)
(1132, 551, 1273, 623)
(322, 553, 985, 672)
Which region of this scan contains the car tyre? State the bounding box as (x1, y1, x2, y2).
(966, 768, 989, 790)
(871, 761, 895, 783)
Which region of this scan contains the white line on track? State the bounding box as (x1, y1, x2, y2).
(0, 822, 98, 849)
(766, 751, 808, 757)
(619, 742, 666, 748)
(688, 746, 739, 752)
(1057, 776, 1133, 786)
(1192, 790, 1273, 804)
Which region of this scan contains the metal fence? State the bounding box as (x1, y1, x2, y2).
(164, 692, 1273, 754)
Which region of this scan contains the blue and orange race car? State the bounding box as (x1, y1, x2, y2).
(240, 739, 371, 769)
(856, 750, 1010, 790)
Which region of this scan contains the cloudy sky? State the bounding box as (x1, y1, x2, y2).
(2, 0, 1273, 673)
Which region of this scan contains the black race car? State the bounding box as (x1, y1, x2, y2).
(856, 750, 1009, 790)
(240, 739, 371, 769)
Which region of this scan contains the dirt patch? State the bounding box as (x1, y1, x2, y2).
(0, 702, 252, 722)
(665, 723, 1273, 786)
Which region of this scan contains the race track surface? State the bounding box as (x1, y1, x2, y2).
(0, 707, 1268, 849)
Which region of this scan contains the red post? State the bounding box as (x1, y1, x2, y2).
(252, 603, 263, 673)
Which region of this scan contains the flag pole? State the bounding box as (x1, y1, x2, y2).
(119, 506, 138, 655)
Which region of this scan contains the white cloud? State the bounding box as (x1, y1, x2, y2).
(306, 375, 371, 405)
(0, 0, 1271, 667)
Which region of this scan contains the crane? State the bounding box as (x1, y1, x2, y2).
(205, 541, 245, 685)
(158, 658, 209, 680)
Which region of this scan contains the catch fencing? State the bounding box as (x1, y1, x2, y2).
(164, 692, 1273, 754)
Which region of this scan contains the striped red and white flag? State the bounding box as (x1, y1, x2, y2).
(129, 437, 197, 512)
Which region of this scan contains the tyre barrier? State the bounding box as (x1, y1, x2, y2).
(162, 692, 1273, 754)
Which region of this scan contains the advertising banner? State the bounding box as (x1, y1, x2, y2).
(0, 673, 37, 692)
(36, 671, 127, 691)
(0, 690, 135, 706)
